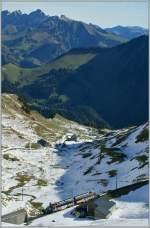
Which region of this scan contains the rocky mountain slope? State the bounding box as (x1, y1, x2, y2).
(2, 10, 124, 67)
(2, 94, 148, 222)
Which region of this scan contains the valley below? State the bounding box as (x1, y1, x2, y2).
(2, 94, 149, 226)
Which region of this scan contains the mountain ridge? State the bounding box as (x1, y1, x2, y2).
(2, 9, 124, 67)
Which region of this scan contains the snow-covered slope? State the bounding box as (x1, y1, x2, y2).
(2, 93, 149, 225)
(2, 93, 99, 215)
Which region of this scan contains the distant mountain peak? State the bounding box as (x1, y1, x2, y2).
(60, 14, 71, 21)
(2, 10, 10, 15)
(29, 9, 46, 17)
(105, 25, 148, 40)
(11, 10, 22, 16)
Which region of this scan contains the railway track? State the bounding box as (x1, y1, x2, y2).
(44, 192, 98, 214)
(3, 179, 148, 225)
(43, 178, 149, 215)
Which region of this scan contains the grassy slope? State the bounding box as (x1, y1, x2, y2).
(2, 63, 32, 83)
(2, 52, 97, 86)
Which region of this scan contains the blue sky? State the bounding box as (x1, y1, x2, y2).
(2, 1, 148, 28)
